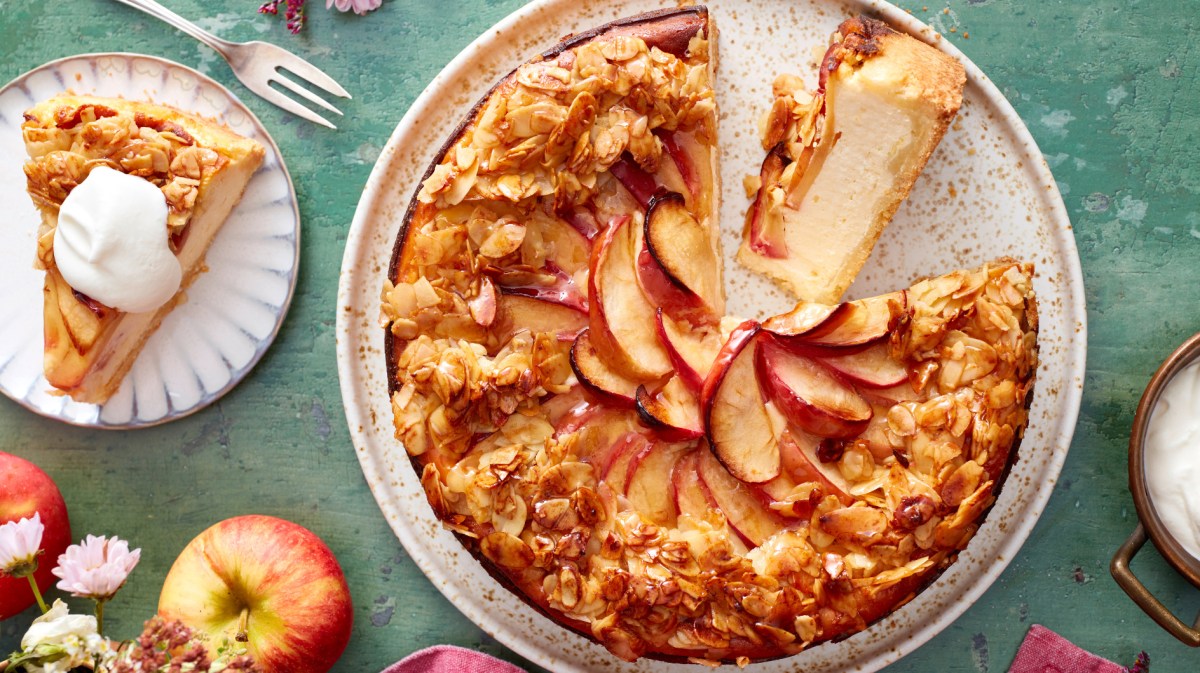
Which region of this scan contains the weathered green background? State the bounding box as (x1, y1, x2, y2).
(2, 0, 1198, 670)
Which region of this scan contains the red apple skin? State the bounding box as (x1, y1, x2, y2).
(755, 339, 872, 439)
(560, 207, 602, 242)
(496, 262, 588, 314)
(655, 309, 723, 392)
(659, 131, 699, 200)
(158, 515, 353, 673)
(0, 452, 71, 620)
(636, 244, 706, 319)
(700, 320, 761, 409)
(609, 156, 658, 207)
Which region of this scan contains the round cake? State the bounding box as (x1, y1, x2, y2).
(381, 6, 1037, 664)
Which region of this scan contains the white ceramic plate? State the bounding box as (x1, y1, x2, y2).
(337, 1, 1086, 671)
(0, 53, 299, 429)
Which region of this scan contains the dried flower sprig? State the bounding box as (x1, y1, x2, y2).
(107, 617, 263, 673)
(259, 0, 381, 33)
(260, 0, 307, 34)
(1124, 651, 1151, 673)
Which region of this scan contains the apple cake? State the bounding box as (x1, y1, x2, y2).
(21, 94, 265, 403)
(382, 7, 1037, 664)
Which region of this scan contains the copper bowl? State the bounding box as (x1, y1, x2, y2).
(1111, 331, 1200, 645)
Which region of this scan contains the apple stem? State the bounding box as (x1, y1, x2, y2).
(236, 607, 250, 643)
(24, 574, 48, 614)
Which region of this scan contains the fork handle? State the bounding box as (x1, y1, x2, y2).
(110, 0, 235, 56)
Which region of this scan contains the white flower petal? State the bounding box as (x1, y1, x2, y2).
(21, 599, 98, 650)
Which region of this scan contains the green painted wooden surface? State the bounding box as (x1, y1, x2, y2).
(2, 0, 1199, 670)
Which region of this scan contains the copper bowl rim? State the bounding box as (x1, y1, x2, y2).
(1129, 330, 1200, 586)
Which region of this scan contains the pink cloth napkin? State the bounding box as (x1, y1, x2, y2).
(1009, 625, 1128, 673)
(385, 628, 1143, 673)
(381, 645, 526, 673)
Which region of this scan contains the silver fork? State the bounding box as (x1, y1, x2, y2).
(111, 0, 351, 129)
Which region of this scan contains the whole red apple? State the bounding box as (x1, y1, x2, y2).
(158, 515, 353, 673)
(0, 452, 71, 620)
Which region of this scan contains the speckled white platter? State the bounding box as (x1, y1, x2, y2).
(0, 53, 299, 429)
(337, 1, 1085, 671)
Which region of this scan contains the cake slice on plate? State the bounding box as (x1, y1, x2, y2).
(21, 94, 265, 403)
(741, 17, 966, 303)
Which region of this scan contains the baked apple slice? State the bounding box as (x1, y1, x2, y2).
(659, 129, 716, 215)
(671, 451, 750, 554)
(739, 17, 966, 303)
(755, 337, 873, 439)
(743, 146, 788, 259)
(601, 432, 652, 495)
(696, 448, 786, 547)
(587, 214, 672, 380)
(625, 440, 689, 526)
(671, 451, 711, 521)
(635, 375, 703, 441)
(778, 431, 852, 505)
(655, 309, 725, 391)
(642, 191, 723, 317)
(820, 342, 908, 389)
(493, 294, 588, 345)
(702, 321, 783, 483)
(764, 292, 904, 350)
(570, 329, 639, 407)
(609, 156, 658, 208)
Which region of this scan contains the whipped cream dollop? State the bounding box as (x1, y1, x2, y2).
(54, 166, 181, 314)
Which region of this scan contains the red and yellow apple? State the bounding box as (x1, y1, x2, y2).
(158, 515, 352, 673)
(0, 452, 71, 620)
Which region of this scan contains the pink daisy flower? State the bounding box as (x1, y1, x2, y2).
(0, 512, 44, 577)
(52, 534, 141, 600)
